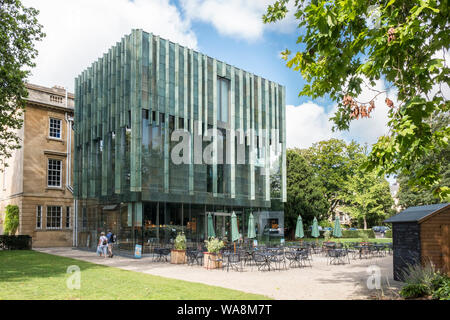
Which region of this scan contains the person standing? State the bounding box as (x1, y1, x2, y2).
(106, 230, 114, 258)
(98, 232, 108, 259)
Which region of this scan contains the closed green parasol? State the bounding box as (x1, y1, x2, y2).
(231, 212, 240, 242)
(295, 215, 304, 239)
(333, 215, 342, 238)
(247, 213, 256, 239)
(207, 213, 216, 238)
(311, 217, 320, 238)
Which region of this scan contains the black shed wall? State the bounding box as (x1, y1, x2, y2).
(392, 222, 421, 281)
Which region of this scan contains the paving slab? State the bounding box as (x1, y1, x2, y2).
(35, 248, 402, 300)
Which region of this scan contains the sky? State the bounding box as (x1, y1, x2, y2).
(23, 0, 395, 154)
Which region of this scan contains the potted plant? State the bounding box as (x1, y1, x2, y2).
(171, 233, 187, 264)
(203, 237, 225, 269)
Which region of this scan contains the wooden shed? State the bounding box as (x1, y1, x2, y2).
(384, 203, 450, 281)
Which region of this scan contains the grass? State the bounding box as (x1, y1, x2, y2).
(0, 250, 269, 300)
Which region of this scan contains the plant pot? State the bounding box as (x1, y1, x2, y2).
(203, 252, 223, 269)
(170, 249, 186, 264)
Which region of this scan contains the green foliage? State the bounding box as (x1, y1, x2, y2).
(285, 149, 328, 233)
(397, 112, 450, 206)
(301, 139, 364, 216)
(0, 0, 45, 169)
(342, 229, 375, 239)
(399, 263, 449, 299)
(323, 230, 331, 242)
(286, 139, 395, 231)
(400, 283, 430, 299)
(358, 230, 370, 242)
(338, 154, 395, 229)
(0, 235, 31, 250)
(263, 0, 450, 199)
(319, 220, 332, 228)
(174, 233, 186, 250)
(384, 229, 392, 238)
(432, 278, 450, 300)
(205, 237, 224, 254)
(4, 205, 19, 235)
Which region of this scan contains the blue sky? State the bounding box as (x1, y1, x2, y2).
(23, 0, 392, 151)
(184, 18, 309, 107)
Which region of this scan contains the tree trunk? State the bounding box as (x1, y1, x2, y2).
(363, 216, 367, 230)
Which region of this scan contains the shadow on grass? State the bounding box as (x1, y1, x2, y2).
(0, 250, 101, 284)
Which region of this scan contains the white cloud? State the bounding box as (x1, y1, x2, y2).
(23, 0, 197, 92)
(180, 0, 297, 41)
(286, 102, 337, 149)
(286, 78, 392, 149)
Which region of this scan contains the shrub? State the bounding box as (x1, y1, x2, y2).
(358, 230, 370, 242)
(0, 235, 32, 250)
(3, 205, 19, 236)
(174, 233, 186, 250)
(323, 230, 331, 242)
(385, 230, 392, 238)
(341, 229, 375, 239)
(205, 237, 224, 254)
(319, 220, 333, 228)
(400, 283, 430, 298)
(399, 263, 446, 299)
(432, 278, 450, 300)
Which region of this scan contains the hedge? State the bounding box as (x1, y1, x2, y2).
(341, 230, 376, 239)
(0, 235, 32, 250)
(385, 230, 392, 238)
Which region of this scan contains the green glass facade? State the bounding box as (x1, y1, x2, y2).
(74, 29, 286, 252)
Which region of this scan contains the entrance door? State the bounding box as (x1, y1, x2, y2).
(213, 212, 231, 240)
(443, 225, 450, 275)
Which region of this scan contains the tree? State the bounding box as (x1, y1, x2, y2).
(0, 0, 45, 169)
(264, 0, 449, 199)
(338, 157, 395, 229)
(301, 139, 364, 217)
(4, 204, 19, 235)
(397, 111, 450, 207)
(285, 149, 328, 237)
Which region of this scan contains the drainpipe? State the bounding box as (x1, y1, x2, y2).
(64, 88, 74, 194)
(74, 199, 78, 247)
(64, 88, 76, 246)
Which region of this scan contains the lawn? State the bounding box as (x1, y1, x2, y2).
(0, 250, 269, 300)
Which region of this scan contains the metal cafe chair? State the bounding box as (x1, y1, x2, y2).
(225, 253, 243, 272)
(186, 249, 198, 266)
(285, 250, 302, 268)
(327, 249, 350, 265)
(269, 249, 287, 271)
(253, 252, 271, 271)
(298, 249, 312, 267)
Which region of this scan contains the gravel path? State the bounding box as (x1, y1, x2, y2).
(35, 247, 401, 300)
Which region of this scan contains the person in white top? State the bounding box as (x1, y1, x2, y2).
(98, 232, 108, 259)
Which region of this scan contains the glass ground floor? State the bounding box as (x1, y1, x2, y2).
(75, 201, 284, 253)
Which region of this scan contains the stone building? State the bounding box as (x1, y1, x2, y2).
(0, 83, 75, 247)
(73, 29, 286, 253)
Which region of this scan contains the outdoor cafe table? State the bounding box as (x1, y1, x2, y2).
(372, 244, 387, 256)
(253, 251, 276, 271)
(353, 245, 371, 259)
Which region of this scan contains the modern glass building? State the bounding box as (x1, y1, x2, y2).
(73, 29, 286, 253)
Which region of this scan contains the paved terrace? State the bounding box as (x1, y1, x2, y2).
(35, 248, 401, 300)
